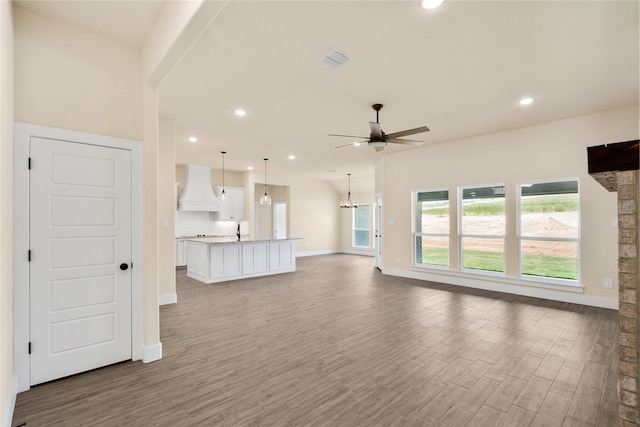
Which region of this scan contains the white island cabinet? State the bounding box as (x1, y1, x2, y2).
(185, 237, 300, 284)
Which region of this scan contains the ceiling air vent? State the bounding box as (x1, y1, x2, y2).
(316, 48, 351, 68)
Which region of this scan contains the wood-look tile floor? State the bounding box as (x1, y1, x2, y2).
(13, 254, 619, 426)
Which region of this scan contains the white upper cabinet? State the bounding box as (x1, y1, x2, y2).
(214, 186, 245, 221)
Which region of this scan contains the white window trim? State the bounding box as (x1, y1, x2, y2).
(517, 178, 580, 283)
(410, 263, 584, 293)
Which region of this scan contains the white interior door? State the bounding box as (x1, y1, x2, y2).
(375, 194, 383, 269)
(273, 201, 287, 239)
(29, 137, 132, 385)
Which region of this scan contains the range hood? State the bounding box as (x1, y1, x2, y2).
(178, 164, 220, 211)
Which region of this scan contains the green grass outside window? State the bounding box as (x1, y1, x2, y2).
(420, 248, 577, 280)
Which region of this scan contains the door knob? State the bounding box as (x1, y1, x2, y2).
(119, 263, 129, 271)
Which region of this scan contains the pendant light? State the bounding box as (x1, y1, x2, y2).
(340, 173, 357, 208)
(260, 158, 272, 205)
(220, 151, 227, 201)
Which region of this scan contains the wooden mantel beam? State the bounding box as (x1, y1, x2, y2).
(587, 140, 639, 174)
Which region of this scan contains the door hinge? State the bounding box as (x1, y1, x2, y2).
(28, 157, 31, 169)
(28, 250, 31, 262)
(28, 342, 31, 354)
(130, 262, 133, 270)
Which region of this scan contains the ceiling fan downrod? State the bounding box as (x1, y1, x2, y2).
(372, 103, 383, 123)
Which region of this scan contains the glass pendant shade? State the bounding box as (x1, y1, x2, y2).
(340, 173, 357, 208)
(260, 191, 271, 205)
(220, 151, 227, 201)
(260, 158, 271, 205)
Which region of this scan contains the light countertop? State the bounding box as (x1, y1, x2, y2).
(184, 236, 302, 244)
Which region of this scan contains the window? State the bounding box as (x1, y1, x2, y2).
(519, 180, 579, 281)
(460, 185, 505, 273)
(414, 190, 449, 266)
(353, 204, 370, 248)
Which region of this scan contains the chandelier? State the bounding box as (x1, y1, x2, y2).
(340, 173, 357, 208)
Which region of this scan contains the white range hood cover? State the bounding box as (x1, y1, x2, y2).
(178, 164, 220, 211)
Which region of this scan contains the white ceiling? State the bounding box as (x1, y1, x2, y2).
(13, 1, 640, 192)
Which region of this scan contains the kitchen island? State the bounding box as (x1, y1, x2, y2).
(185, 237, 301, 284)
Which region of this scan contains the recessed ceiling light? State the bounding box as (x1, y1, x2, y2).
(421, 0, 445, 9)
(188, 136, 198, 143)
(519, 97, 534, 106)
(247, 166, 254, 170)
(288, 155, 295, 160)
(353, 142, 362, 146)
(234, 109, 246, 117)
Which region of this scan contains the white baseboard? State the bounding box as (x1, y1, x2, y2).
(340, 249, 375, 257)
(4, 375, 18, 427)
(296, 249, 339, 257)
(142, 342, 163, 363)
(383, 267, 618, 310)
(159, 293, 177, 306)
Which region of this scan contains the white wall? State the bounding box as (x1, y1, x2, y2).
(379, 106, 638, 308)
(0, 1, 13, 425)
(13, 7, 142, 140)
(288, 177, 341, 254)
(158, 117, 176, 303)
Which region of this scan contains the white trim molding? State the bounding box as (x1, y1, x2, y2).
(142, 342, 163, 363)
(159, 293, 177, 306)
(296, 249, 339, 258)
(4, 375, 18, 427)
(342, 248, 375, 257)
(411, 264, 584, 294)
(383, 267, 618, 310)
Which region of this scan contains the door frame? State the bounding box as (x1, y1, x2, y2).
(374, 192, 383, 270)
(13, 122, 143, 393)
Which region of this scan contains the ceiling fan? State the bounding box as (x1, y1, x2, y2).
(330, 104, 430, 152)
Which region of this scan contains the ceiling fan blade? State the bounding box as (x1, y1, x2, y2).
(335, 141, 366, 149)
(385, 126, 430, 139)
(328, 133, 369, 139)
(375, 146, 385, 152)
(369, 122, 383, 140)
(386, 138, 424, 146)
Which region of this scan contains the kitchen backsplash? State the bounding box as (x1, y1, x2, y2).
(175, 211, 249, 237)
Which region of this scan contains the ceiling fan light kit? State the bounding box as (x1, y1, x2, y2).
(330, 103, 430, 152)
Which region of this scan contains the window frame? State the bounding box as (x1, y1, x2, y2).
(517, 178, 580, 284)
(412, 188, 450, 268)
(458, 183, 506, 276)
(352, 203, 371, 249)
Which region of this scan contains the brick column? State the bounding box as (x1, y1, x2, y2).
(588, 141, 640, 426)
(618, 170, 640, 426)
